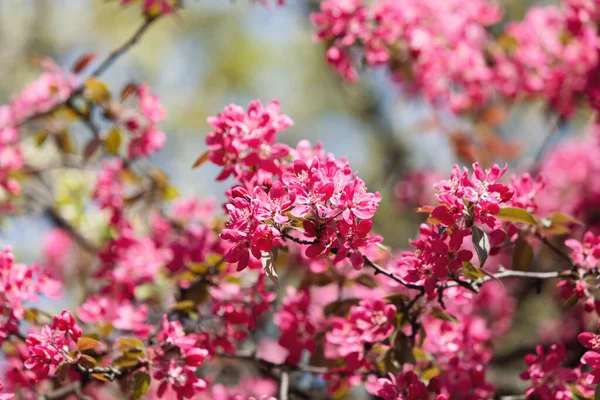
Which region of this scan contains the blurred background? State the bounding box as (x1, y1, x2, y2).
(0, 0, 596, 397)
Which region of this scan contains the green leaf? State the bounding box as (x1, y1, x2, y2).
(431, 307, 459, 323)
(130, 371, 151, 400)
(117, 337, 145, 351)
(549, 211, 584, 226)
(84, 77, 111, 103)
(496, 207, 536, 225)
(105, 127, 122, 155)
(77, 337, 101, 351)
(512, 237, 534, 271)
(355, 274, 378, 288)
(461, 261, 484, 280)
(472, 227, 490, 268)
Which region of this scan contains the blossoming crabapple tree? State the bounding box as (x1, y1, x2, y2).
(3, 0, 600, 399)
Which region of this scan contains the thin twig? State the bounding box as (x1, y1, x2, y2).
(9, 17, 159, 129)
(90, 17, 157, 78)
(45, 207, 97, 253)
(363, 255, 425, 291)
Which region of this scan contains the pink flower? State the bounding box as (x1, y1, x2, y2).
(334, 177, 381, 224)
(253, 182, 296, 224)
(274, 287, 315, 365)
(0, 382, 13, 400)
(205, 100, 293, 185)
(520, 344, 580, 399)
(325, 299, 396, 371)
(152, 315, 210, 399)
(92, 158, 124, 224)
(578, 322, 600, 384)
(0, 247, 62, 345)
(508, 173, 545, 213)
(565, 231, 600, 269)
(24, 310, 82, 380)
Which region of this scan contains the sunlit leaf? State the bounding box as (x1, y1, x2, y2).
(496, 207, 536, 225)
(77, 337, 101, 351)
(130, 371, 151, 400)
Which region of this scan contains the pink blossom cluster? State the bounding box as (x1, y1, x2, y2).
(92, 158, 125, 224)
(0, 247, 61, 345)
(419, 288, 496, 399)
(0, 383, 12, 400)
(205, 100, 293, 185)
(2, 58, 77, 124)
(151, 315, 210, 399)
(566, 231, 600, 269)
(207, 101, 381, 272)
(274, 287, 316, 365)
(396, 163, 513, 294)
(199, 377, 277, 400)
(311, 0, 502, 112)
(98, 227, 173, 297)
(310, 0, 600, 115)
(0, 59, 76, 207)
(579, 321, 600, 384)
(0, 107, 23, 207)
(24, 310, 82, 380)
(519, 343, 591, 399)
(367, 370, 448, 400)
(325, 298, 396, 371)
(506, 173, 545, 214)
(209, 272, 276, 354)
(77, 295, 154, 338)
(536, 134, 600, 221)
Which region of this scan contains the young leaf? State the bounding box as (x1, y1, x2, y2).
(472, 227, 490, 268)
(105, 127, 122, 155)
(495, 207, 536, 225)
(117, 337, 145, 351)
(77, 337, 101, 351)
(430, 307, 459, 323)
(130, 371, 151, 400)
(192, 150, 210, 169)
(84, 77, 111, 103)
(120, 83, 138, 102)
(83, 137, 103, 161)
(72, 53, 96, 74)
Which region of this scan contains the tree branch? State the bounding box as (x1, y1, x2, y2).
(363, 255, 425, 291)
(10, 16, 159, 129)
(90, 16, 157, 78)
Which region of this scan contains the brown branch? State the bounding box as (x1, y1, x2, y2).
(363, 255, 425, 291)
(38, 381, 82, 400)
(9, 17, 159, 129)
(45, 207, 98, 254)
(90, 17, 157, 78)
(535, 232, 575, 268)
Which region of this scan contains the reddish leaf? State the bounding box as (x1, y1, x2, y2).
(121, 83, 138, 102)
(192, 150, 210, 169)
(72, 53, 97, 74)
